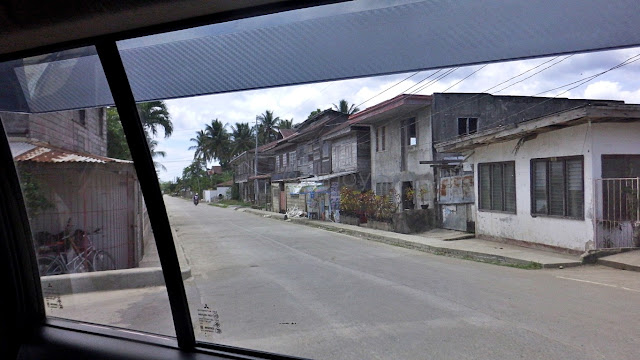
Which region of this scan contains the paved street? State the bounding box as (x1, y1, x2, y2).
(165, 196, 640, 360)
(54, 196, 640, 359)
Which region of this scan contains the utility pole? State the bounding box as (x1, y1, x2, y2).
(254, 115, 259, 205)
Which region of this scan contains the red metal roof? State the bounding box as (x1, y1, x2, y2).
(279, 129, 296, 138)
(348, 94, 431, 122)
(216, 180, 234, 186)
(13, 141, 132, 164)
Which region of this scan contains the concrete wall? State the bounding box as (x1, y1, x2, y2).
(285, 183, 306, 212)
(467, 122, 640, 251)
(431, 93, 619, 145)
(203, 187, 230, 202)
(370, 106, 435, 210)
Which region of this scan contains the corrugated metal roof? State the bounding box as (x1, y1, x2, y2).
(12, 141, 132, 164)
(8, 142, 37, 157)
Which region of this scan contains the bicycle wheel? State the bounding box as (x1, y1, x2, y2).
(92, 250, 116, 271)
(68, 254, 94, 273)
(37, 255, 67, 276)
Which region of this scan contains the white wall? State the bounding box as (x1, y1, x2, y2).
(591, 122, 640, 178)
(470, 124, 593, 251)
(470, 122, 640, 251)
(203, 187, 231, 202)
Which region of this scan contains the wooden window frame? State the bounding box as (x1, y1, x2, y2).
(457, 117, 479, 136)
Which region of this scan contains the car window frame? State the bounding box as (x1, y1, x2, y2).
(2, 1, 640, 359)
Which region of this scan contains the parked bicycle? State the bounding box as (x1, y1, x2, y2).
(35, 220, 116, 276)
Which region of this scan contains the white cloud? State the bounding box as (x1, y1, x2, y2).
(582, 81, 640, 103)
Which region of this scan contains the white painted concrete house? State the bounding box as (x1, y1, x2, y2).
(436, 103, 640, 253)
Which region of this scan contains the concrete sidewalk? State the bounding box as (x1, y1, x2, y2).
(237, 207, 582, 269)
(598, 250, 640, 272)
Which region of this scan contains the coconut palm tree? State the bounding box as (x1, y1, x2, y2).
(137, 101, 173, 138)
(204, 119, 231, 165)
(333, 99, 360, 115)
(230, 122, 255, 156)
(188, 130, 210, 162)
(256, 110, 280, 144)
(146, 134, 167, 172)
(278, 118, 294, 130)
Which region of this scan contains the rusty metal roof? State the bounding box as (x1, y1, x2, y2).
(11, 141, 132, 164)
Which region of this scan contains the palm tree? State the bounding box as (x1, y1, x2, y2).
(333, 99, 360, 115)
(256, 110, 280, 144)
(188, 130, 210, 162)
(307, 108, 323, 120)
(146, 134, 167, 172)
(204, 119, 231, 165)
(230, 122, 255, 156)
(278, 118, 294, 129)
(137, 101, 173, 138)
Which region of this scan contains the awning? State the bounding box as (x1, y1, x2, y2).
(305, 170, 357, 182)
(248, 174, 271, 180)
(288, 181, 323, 194)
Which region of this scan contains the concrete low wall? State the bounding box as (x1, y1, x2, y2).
(40, 266, 191, 295)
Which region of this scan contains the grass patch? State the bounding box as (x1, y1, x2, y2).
(217, 199, 252, 207)
(209, 203, 228, 208)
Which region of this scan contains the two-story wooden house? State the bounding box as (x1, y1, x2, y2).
(269, 109, 349, 214)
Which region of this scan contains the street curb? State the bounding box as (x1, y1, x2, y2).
(241, 208, 287, 220)
(233, 209, 579, 269)
(41, 266, 191, 295)
(597, 259, 640, 272)
(288, 218, 568, 269)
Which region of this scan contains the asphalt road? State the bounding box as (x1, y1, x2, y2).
(163, 196, 640, 360)
(53, 196, 640, 360)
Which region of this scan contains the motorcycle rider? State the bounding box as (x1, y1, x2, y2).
(193, 193, 199, 206)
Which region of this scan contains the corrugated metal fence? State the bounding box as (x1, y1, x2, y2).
(27, 163, 140, 269)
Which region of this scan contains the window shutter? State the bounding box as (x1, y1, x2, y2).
(549, 161, 565, 216)
(504, 162, 516, 212)
(479, 164, 491, 210)
(533, 161, 547, 214)
(566, 159, 583, 218)
(490, 164, 503, 211)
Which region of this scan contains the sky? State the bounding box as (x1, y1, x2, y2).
(153, 46, 640, 182)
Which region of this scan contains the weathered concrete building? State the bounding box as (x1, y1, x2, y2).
(351, 94, 435, 211)
(436, 102, 640, 252)
(429, 93, 622, 232)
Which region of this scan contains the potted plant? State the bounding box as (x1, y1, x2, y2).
(404, 187, 415, 209)
(419, 186, 429, 209)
